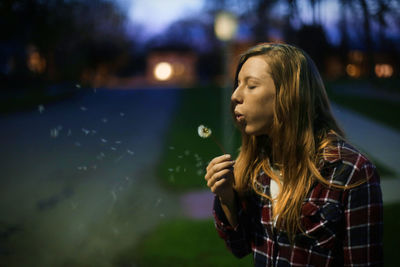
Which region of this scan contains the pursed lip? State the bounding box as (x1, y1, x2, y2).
(234, 110, 245, 122)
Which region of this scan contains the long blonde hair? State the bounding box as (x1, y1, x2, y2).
(232, 43, 356, 239)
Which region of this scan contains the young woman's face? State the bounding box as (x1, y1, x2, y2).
(231, 55, 276, 136)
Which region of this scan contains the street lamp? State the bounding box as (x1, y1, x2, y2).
(214, 11, 238, 155)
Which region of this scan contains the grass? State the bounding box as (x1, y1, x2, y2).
(131, 203, 399, 266)
(157, 85, 241, 192)
(325, 78, 400, 131)
(132, 218, 253, 267)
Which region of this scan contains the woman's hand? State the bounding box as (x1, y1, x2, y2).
(205, 154, 235, 203)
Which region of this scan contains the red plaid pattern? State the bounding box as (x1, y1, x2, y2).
(213, 137, 383, 266)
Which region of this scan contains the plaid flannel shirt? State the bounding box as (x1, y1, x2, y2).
(213, 138, 383, 266)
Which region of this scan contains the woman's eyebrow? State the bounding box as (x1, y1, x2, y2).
(239, 76, 261, 82)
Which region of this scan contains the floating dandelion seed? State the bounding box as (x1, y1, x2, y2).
(101, 138, 107, 143)
(102, 118, 108, 123)
(82, 128, 90, 135)
(197, 125, 226, 154)
(80, 106, 87, 111)
(110, 147, 117, 151)
(38, 105, 45, 114)
(67, 129, 72, 136)
(77, 166, 87, 171)
(50, 128, 59, 138)
(76, 84, 81, 88)
(120, 112, 125, 117)
(127, 149, 134, 155)
(198, 125, 212, 138)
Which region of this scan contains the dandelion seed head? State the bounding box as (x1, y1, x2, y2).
(198, 125, 212, 138)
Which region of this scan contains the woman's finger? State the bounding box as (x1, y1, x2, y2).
(205, 160, 234, 181)
(206, 154, 231, 172)
(210, 178, 230, 194)
(207, 168, 233, 188)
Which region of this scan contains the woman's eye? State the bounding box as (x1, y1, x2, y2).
(248, 85, 256, 89)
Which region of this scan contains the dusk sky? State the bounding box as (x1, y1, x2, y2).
(116, 0, 399, 48)
(117, 0, 342, 44)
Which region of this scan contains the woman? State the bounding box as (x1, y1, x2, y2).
(205, 43, 383, 266)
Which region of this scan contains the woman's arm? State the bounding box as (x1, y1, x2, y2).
(343, 162, 383, 266)
(205, 154, 238, 227)
(205, 154, 252, 258)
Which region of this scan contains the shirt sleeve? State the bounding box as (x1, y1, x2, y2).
(213, 191, 252, 258)
(343, 162, 383, 266)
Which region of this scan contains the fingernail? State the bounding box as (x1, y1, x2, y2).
(225, 154, 231, 159)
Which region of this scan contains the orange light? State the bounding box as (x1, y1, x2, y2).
(27, 51, 46, 73)
(348, 51, 364, 63)
(375, 64, 393, 78)
(346, 64, 360, 78)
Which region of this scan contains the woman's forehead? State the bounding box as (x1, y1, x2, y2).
(238, 56, 271, 80)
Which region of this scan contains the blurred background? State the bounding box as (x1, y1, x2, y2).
(0, 0, 399, 266)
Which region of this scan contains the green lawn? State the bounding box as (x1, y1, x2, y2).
(132, 218, 253, 267)
(157, 85, 240, 192)
(132, 202, 398, 266)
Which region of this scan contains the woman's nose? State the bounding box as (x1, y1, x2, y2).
(231, 87, 243, 104)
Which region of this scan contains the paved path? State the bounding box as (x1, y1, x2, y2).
(0, 88, 183, 267)
(331, 103, 400, 204)
(181, 102, 400, 219)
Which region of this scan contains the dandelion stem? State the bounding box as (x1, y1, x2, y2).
(211, 135, 226, 154)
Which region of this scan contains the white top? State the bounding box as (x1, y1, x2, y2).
(270, 178, 280, 201)
(269, 168, 282, 227)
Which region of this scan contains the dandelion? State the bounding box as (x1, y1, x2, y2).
(198, 125, 212, 138)
(197, 125, 226, 154)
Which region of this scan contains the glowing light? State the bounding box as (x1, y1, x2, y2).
(27, 51, 46, 73)
(346, 64, 360, 78)
(154, 62, 173, 81)
(348, 51, 364, 63)
(214, 11, 238, 41)
(375, 64, 393, 78)
(173, 62, 185, 76)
